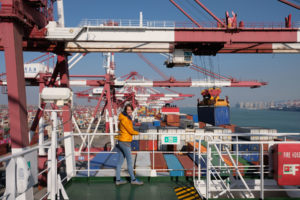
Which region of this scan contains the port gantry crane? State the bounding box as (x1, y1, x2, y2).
(0, 0, 300, 199)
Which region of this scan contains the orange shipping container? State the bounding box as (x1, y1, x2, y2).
(198, 122, 206, 128)
(187, 142, 207, 153)
(186, 115, 193, 120)
(167, 122, 180, 127)
(222, 155, 245, 176)
(166, 114, 180, 123)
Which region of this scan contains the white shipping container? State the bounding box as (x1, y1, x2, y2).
(135, 152, 151, 168)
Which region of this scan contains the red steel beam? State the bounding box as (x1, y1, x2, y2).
(169, 0, 202, 28)
(58, 55, 73, 134)
(1, 22, 29, 148)
(137, 53, 168, 80)
(190, 64, 231, 81)
(194, 0, 226, 27)
(0, 0, 48, 28)
(278, 0, 300, 9)
(174, 29, 298, 43)
(0, 30, 298, 54)
(230, 80, 268, 88)
(70, 75, 106, 78)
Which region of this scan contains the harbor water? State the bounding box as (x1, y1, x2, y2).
(182, 107, 300, 133)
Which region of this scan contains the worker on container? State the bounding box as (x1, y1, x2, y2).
(115, 104, 144, 185)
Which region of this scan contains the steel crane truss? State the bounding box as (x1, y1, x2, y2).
(42, 21, 300, 54)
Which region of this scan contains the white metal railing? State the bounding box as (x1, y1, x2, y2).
(78, 19, 175, 28)
(73, 131, 300, 198)
(1, 130, 300, 199)
(194, 133, 300, 199)
(0, 133, 71, 200)
(78, 19, 300, 29)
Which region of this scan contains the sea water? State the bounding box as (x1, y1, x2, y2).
(181, 107, 300, 133)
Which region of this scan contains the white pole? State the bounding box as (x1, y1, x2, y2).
(109, 116, 115, 148)
(69, 53, 86, 70)
(139, 12, 143, 27)
(260, 143, 264, 199)
(47, 146, 51, 195)
(206, 142, 211, 199)
(57, 0, 65, 27)
(50, 111, 58, 200)
(39, 117, 46, 156)
(68, 53, 80, 64)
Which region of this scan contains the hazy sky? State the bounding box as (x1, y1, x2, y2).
(1, 0, 300, 107)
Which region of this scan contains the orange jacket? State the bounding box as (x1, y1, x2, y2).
(117, 113, 139, 142)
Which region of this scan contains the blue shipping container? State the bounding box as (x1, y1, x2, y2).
(188, 153, 206, 167)
(102, 152, 119, 168)
(164, 154, 184, 176)
(197, 106, 230, 126)
(153, 121, 161, 127)
(232, 144, 259, 152)
(131, 140, 139, 151)
(241, 154, 260, 162)
(90, 153, 110, 168)
(193, 115, 198, 122)
(78, 152, 111, 176)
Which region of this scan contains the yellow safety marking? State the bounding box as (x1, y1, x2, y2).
(176, 187, 195, 195)
(174, 186, 187, 192)
(174, 186, 201, 200)
(178, 191, 196, 199)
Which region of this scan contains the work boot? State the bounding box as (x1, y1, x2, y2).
(131, 179, 144, 185)
(116, 179, 128, 186)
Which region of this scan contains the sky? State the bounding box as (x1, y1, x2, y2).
(1, 0, 300, 107)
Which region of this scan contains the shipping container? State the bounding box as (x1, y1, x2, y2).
(197, 106, 230, 126)
(161, 107, 180, 113)
(176, 154, 198, 176)
(193, 115, 199, 122)
(241, 154, 260, 162)
(222, 155, 245, 176)
(179, 119, 194, 129)
(186, 115, 193, 121)
(139, 140, 158, 151)
(198, 122, 206, 128)
(219, 124, 236, 133)
(135, 152, 151, 176)
(131, 140, 139, 151)
(187, 153, 207, 175)
(150, 152, 168, 172)
(167, 122, 180, 127)
(166, 114, 180, 123)
(153, 120, 161, 127)
(164, 154, 184, 176)
(232, 143, 260, 152)
(235, 126, 276, 141)
(102, 152, 119, 169)
(77, 152, 111, 176)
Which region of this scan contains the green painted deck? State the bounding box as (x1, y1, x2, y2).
(65, 177, 300, 200)
(65, 177, 198, 200)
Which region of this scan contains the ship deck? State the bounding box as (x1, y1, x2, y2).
(64, 177, 300, 200)
(65, 177, 199, 200)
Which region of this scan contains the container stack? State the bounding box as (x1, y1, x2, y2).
(165, 114, 180, 127)
(135, 152, 151, 176)
(235, 126, 277, 141)
(197, 106, 230, 126)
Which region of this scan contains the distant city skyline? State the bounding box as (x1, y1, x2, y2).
(236, 99, 300, 110)
(1, 0, 300, 107)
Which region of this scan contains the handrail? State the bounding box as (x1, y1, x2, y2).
(77, 18, 300, 29)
